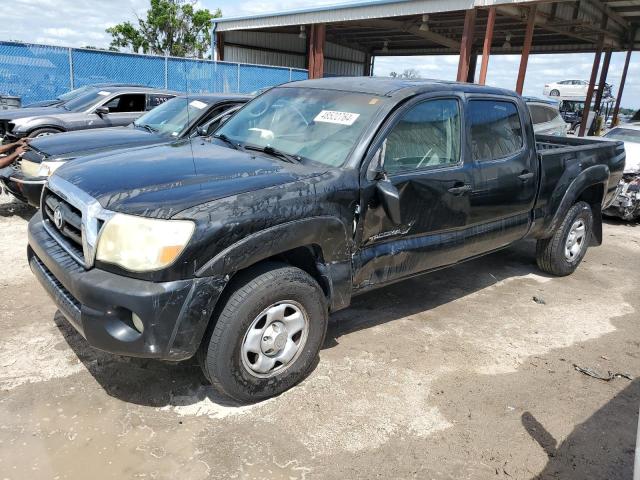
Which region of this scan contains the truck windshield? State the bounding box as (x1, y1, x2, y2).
(215, 87, 387, 167)
(604, 128, 640, 144)
(134, 97, 208, 137)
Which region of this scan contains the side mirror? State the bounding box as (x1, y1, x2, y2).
(376, 180, 402, 226)
(196, 124, 208, 136)
(95, 106, 109, 116)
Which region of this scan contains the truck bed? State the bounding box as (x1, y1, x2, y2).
(531, 134, 626, 237)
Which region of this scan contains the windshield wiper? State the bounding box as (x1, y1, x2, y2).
(243, 145, 301, 163)
(134, 123, 158, 134)
(213, 133, 245, 151)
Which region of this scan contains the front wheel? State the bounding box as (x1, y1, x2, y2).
(536, 201, 593, 276)
(28, 127, 62, 138)
(198, 262, 328, 403)
(549, 89, 560, 96)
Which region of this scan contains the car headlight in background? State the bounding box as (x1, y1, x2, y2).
(96, 213, 195, 272)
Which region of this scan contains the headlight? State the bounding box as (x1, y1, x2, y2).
(96, 213, 195, 272)
(20, 160, 65, 178)
(38, 160, 66, 177)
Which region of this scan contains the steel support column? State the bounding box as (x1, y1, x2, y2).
(479, 7, 496, 85)
(308, 24, 326, 79)
(612, 33, 634, 126)
(590, 49, 612, 134)
(467, 53, 478, 83)
(457, 9, 476, 82)
(579, 16, 607, 137)
(515, 4, 537, 95)
(215, 32, 224, 61)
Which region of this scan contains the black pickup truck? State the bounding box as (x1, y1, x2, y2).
(27, 78, 625, 403)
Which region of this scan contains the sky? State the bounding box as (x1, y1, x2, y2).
(2, 0, 638, 109)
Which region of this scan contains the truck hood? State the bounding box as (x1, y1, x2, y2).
(30, 126, 161, 160)
(54, 138, 326, 218)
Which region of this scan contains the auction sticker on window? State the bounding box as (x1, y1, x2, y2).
(98, 91, 111, 96)
(189, 100, 207, 110)
(314, 110, 360, 126)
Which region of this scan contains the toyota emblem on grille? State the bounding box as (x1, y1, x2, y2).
(53, 206, 64, 229)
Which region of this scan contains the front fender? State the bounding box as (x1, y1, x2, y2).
(14, 117, 64, 135)
(539, 164, 609, 240)
(196, 216, 353, 311)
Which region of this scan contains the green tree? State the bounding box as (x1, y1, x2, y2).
(106, 0, 221, 58)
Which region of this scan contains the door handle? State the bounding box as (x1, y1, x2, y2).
(518, 171, 535, 181)
(448, 184, 472, 195)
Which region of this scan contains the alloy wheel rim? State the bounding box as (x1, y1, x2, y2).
(241, 301, 309, 378)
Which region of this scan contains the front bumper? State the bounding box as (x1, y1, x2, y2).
(0, 169, 45, 207)
(28, 212, 226, 360)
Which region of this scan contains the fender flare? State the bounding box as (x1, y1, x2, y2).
(539, 164, 609, 242)
(196, 216, 353, 311)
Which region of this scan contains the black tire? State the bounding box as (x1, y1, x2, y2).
(28, 127, 62, 138)
(550, 89, 560, 97)
(198, 262, 328, 403)
(536, 201, 593, 276)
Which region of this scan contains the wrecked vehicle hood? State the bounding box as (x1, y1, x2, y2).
(29, 126, 161, 160)
(53, 138, 326, 218)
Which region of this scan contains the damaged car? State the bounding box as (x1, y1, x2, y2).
(0, 93, 250, 207)
(27, 78, 625, 403)
(600, 125, 640, 220)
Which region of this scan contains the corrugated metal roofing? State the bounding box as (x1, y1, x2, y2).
(215, 0, 481, 31)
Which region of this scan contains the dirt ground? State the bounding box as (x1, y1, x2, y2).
(1, 192, 639, 480)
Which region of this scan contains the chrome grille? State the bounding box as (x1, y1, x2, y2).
(42, 187, 85, 263)
(42, 175, 115, 269)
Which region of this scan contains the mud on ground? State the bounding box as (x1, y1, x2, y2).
(1, 193, 639, 479)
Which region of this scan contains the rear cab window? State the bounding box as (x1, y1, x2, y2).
(468, 100, 524, 161)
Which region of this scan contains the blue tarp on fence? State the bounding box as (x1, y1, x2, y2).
(0, 41, 308, 105)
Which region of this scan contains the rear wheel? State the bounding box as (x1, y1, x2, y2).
(198, 262, 328, 403)
(550, 89, 560, 96)
(28, 127, 62, 138)
(536, 201, 593, 276)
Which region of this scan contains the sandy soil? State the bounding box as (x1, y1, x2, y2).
(0, 192, 639, 479)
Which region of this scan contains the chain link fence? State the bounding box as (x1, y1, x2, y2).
(0, 41, 308, 105)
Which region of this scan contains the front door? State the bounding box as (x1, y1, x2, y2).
(90, 93, 147, 128)
(354, 95, 473, 291)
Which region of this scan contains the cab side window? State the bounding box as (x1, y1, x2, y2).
(383, 98, 461, 175)
(104, 94, 146, 113)
(469, 100, 523, 162)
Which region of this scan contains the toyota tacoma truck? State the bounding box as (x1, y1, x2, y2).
(27, 78, 625, 403)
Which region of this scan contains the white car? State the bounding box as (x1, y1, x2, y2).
(595, 125, 640, 220)
(525, 98, 568, 136)
(544, 80, 590, 97)
(544, 80, 613, 99)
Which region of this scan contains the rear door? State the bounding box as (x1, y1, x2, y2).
(354, 94, 474, 289)
(465, 97, 538, 255)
